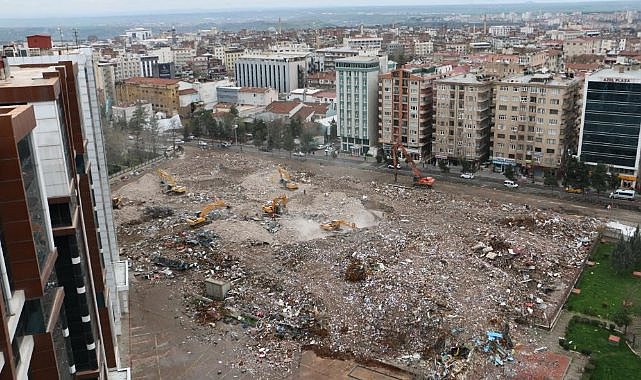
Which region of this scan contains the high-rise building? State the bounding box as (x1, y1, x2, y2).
(378, 68, 437, 160)
(234, 53, 308, 94)
(578, 64, 641, 188)
(492, 73, 582, 175)
(1, 54, 128, 378)
(432, 73, 493, 164)
(336, 56, 380, 155)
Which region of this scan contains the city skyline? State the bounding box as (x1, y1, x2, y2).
(1, 0, 635, 18)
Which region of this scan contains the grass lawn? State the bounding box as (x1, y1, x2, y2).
(565, 318, 641, 379)
(566, 243, 641, 320)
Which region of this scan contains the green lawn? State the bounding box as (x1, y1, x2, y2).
(566, 318, 641, 379)
(567, 243, 641, 320)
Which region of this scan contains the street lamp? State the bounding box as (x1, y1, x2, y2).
(233, 124, 241, 152)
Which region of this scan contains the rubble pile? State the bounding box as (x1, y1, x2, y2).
(112, 148, 604, 377)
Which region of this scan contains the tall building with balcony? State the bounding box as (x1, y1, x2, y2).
(378, 68, 436, 160)
(578, 64, 641, 188)
(432, 74, 493, 164)
(336, 56, 380, 155)
(492, 73, 582, 175)
(1, 55, 128, 378)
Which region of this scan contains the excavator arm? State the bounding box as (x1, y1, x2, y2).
(277, 165, 299, 190)
(320, 219, 357, 231)
(262, 195, 287, 216)
(391, 143, 435, 188)
(157, 169, 187, 194)
(186, 200, 229, 227)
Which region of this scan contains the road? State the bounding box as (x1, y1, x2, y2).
(213, 143, 641, 226)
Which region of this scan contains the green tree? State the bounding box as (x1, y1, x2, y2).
(544, 169, 557, 187)
(612, 236, 636, 274)
(282, 129, 295, 158)
(591, 163, 609, 194)
(299, 129, 316, 153)
(252, 120, 267, 147)
(503, 165, 516, 181)
(613, 308, 632, 334)
(329, 119, 338, 141)
(289, 116, 302, 138)
(438, 160, 450, 173)
(230, 105, 239, 117)
(460, 158, 475, 173)
(607, 170, 621, 191)
(113, 116, 128, 131)
(128, 103, 148, 150)
(147, 114, 160, 156)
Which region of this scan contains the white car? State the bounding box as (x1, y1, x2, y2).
(503, 180, 519, 188)
(387, 163, 402, 169)
(460, 172, 475, 179)
(221, 141, 232, 148)
(293, 151, 306, 157)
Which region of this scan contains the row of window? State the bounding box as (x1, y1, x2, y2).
(498, 85, 562, 95)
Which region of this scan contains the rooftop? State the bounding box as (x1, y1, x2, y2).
(124, 77, 180, 86)
(588, 65, 641, 83)
(240, 87, 272, 93)
(501, 73, 578, 86)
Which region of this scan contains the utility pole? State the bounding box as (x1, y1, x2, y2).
(73, 28, 79, 48)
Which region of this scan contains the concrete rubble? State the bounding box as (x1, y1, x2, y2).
(113, 148, 602, 378)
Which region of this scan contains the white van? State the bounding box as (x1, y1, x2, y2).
(609, 189, 635, 200)
(503, 180, 519, 189)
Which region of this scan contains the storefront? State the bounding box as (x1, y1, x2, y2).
(492, 157, 517, 173)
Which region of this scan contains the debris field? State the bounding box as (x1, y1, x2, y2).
(112, 147, 601, 378)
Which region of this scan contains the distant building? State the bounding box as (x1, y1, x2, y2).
(216, 86, 278, 107)
(336, 56, 381, 155)
(125, 27, 152, 41)
(224, 47, 245, 74)
(26, 34, 53, 50)
(234, 53, 308, 94)
(112, 101, 153, 122)
(116, 77, 180, 115)
(140, 55, 158, 77)
(578, 64, 641, 188)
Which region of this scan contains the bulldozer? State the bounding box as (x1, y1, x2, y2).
(262, 195, 287, 217)
(186, 200, 229, 227)
(157, 169, 187, 194)
(111, 196, 123, 209)
(320, 219, 357, 231)
(277, 165, 299, 191)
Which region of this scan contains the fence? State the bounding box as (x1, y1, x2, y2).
(108, 155, 165, 181)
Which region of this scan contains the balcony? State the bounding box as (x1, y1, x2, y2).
(15, 335, 34, 380)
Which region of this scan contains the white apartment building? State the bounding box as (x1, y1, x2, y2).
(148, 46, 173, 64)
(344, 37, 383, 51)
(336, 56, 380, 155)
(114, 53, 142, 81)
(172, 48, 196, 71)
(234, 53, 308, 94)
(414, 41, 434, 57)
(125, 27, 152, 41)
(489, 25, 513, 37)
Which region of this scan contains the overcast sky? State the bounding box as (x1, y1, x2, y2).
(0, 0, 628, 18)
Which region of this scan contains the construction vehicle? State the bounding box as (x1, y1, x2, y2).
(111, 196, 123, 209)
(262, 195, 287, 217)
(277, 165, 299, 190)
(186, 200, 229, 227)
(320, 219, 357, 231)
(156, 169, 187, 194)
(391, 143, 435, 188)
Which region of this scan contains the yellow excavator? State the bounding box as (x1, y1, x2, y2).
(262, 195, 287, 217)
(320, 220, 357, 231)
(111, 196, 123, 209)
(186, 200, 229, 227)
(277, 165, 299, 190)
(157, 169, 187, 194)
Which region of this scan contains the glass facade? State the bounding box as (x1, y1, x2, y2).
(18, 135, 53, 269)
(581, 81, 641, 168)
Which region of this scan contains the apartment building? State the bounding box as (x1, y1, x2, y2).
(113, 53, 142, 82)
(578, 64, 641, 188)
(336, 56, 380, 155)
(414, 41, 434, 57)
(224, 47, 245, 74)
(432, 74, 493, 164)
(140, 55, 158, 77)
(234, 53, 308, 93)
(492, 73, 582, 175)
(116, 77, 180, 114)
(0, 57, 127, 378)
(378, 68, 436, 160)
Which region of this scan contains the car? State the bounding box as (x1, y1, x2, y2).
(387, 163, 402, 169)
(503, 179, 519, 188)
(197, 141, 208, 146)
(174, 139, 185, 145)
(293, 151, 306, 157)
(609, 189, 635, 200)
(221, 141, 232, 148)
(324, 147, 334, 153)
(564, 186, 582, 194)
(316, 144, 326, 150)
(460, 172, 475, 179)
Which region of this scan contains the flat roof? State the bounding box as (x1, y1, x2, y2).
(588, 66, 641, 83)
(501, 73, 578, 86)
(436, 73, 488, 85)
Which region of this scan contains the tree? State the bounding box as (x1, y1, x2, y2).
(544, 169, 557, 187)
(230, 105, 239, 117)
(591, 163, 609, 194)
(299, 129, 316, 153)
(564, 157, 589, 190)
(147, 114, 160, 156)
(282, 129, 295, 158)
(438, 160, 450, 173)
(329, 119, 338, 141)
(607, 170, 621, 191)
(612, 308, 632, 334)
(289, 116, 302, 138)
(612, 235, 636, 274)
(503, 165, 516, 181)
(460, 159, 475, 173)
(113, 116, 128, 131)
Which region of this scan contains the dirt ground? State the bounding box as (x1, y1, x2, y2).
(112, 146, 640, 379)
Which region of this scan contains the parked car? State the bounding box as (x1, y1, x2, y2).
(197, 141, 208, 146)
(293, 151, 306, 157)
(221, 141, 232, 148)
(387, 163, 402, 169)
(503, 180, 519, 188)
(460, 172, 475, 179)
(174, 139, 185, 145)
(564, 186, 582, 194)
(609, 189, 635, 200)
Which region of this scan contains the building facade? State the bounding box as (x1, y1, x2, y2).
(378, 68, 436, 160)
(116, 77, 180, 115)
(234, 54, 307, 94)
(578, 65, 641, 188)
(1, 56, 127, 378)
(492, 74, 582, 175)
(336, 56, 380, 155)
(432, 74, 493, 164)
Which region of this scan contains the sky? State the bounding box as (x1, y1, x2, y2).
(0, 0, 629, 19)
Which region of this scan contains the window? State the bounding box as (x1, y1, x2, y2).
(549, 98, 560, 105)
(499, 95, 508, 101)
(547, 129, 557, 135)
(549, 109, 559, 115)
(549, 119, 558, 125)
(546, 139, 556, 144)
(520, 96, 528, 103)
(535, 127, 543, 133)
(500, 86, 508, 91)
(499, 105, 507, 110)
(511, 115, 518, 121)
(497, 124, 505, 130)
(546, 148, 555, 154)
(498, 114, 506, 120)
